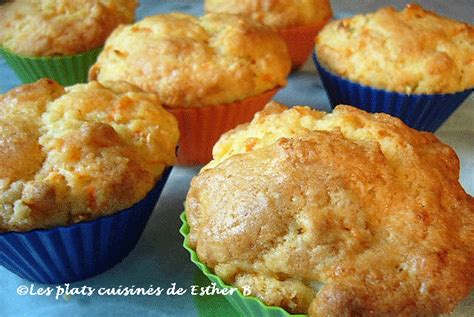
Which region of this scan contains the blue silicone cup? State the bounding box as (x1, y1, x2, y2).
(0, 167, 172, 284)
(313, 52, 473, 132)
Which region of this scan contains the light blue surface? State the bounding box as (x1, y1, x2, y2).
(1, 1, 473, 317)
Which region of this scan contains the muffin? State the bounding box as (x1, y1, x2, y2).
(0, 0, 138, 85)
(314, 4, 474, 131)
(205, 0, 332, 68)
(184, 102, 474, 316)
(89, 13, 291, 164)
(0, 78, 179, 283)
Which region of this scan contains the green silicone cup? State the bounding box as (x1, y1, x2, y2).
(180, 212, 307, 317)
(0, 46, 102, 86)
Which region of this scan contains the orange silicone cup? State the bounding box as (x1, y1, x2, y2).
(168, 88, 279, 165)
(278, 17, 331, 69)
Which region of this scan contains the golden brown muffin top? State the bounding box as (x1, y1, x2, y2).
(0, 0, 138, 56)
(186, 102, 474, 316)
(0, 79, 179, 232)
(89, 13, 291, 108)
(315, 4, 474, 94)
(205, 0, 332, 29)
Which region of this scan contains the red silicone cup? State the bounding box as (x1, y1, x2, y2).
(168, 88, 280, 165)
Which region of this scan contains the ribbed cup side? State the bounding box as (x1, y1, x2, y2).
(278, 17, 330, 69)
(0, 47, 102, 86)
(0, 168, 171, 284)
(313, 52, 473, 132)
(168, 88, 279, 165)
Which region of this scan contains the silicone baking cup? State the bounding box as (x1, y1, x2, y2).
(279, 18, 331, 69)
(168, 88, 279, 165)
(180, 212, 306, 317)
(0, 46, 102, 86)
(313, 52, 473, 132)
(0, 168, 172, 284)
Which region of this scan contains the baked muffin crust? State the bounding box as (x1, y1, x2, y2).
(89, 13, 291, 108)
(0, 0, 138, 56)
(0, 79, 179, 232)
(205, 0, 332, 29)
(315, 4, 474, 94)
(186, 102, 474, 316)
